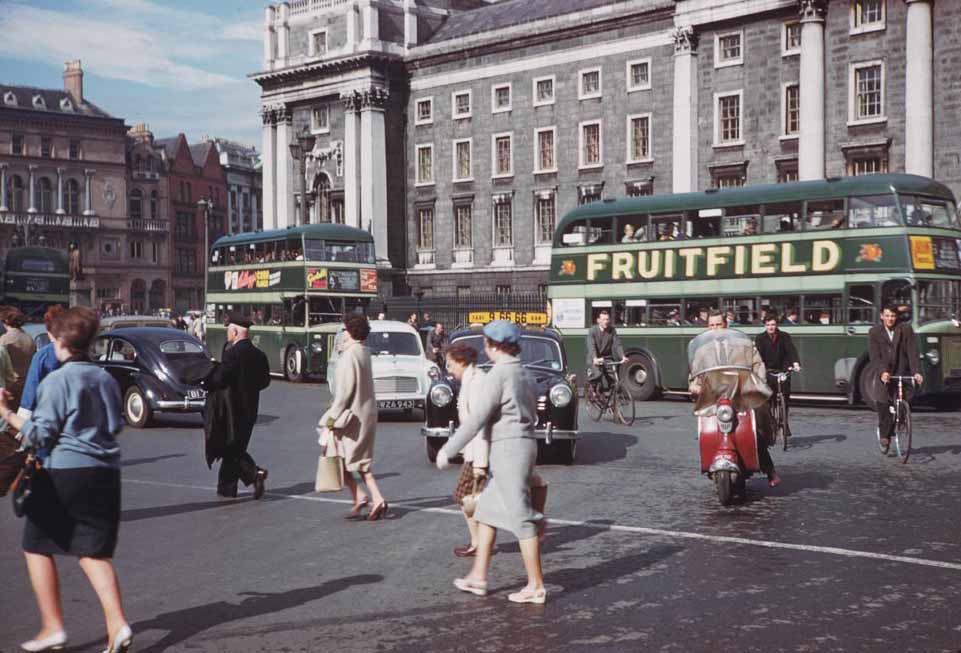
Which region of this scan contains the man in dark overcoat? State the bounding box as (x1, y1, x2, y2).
(868, 304, 923, 450)
(205, 317, 271, 498)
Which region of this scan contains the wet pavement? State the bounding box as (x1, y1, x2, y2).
(1, 382, 960, 652)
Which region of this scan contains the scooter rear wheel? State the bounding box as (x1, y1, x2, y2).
(715, 470, 735, 506)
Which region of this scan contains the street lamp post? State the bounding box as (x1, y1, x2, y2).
(197, 197, 214, 311)
(288, 128, 316, 226)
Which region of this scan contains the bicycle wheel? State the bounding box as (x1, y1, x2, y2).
(587, 386, 604, 422)
(778, 395, 789, 451)
(895, 401, 912, 464)
(613, 384, 635, 426)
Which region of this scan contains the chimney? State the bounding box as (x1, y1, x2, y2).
(63, 60, 83, 104)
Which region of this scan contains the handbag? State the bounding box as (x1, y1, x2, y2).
(314, 453, 344, 492)
(11, 452, 39, 518)
(460, 473, 487, 518)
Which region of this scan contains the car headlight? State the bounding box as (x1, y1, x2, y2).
(427, 364, 441, 380)
(925, 348, 940, 366)
(716, 404, 735, 423)
(549, 384, 573, 407)
(430, 384, 453, 407)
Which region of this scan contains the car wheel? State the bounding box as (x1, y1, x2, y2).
(623, 354, 657, 402)
(425, 436, 446, 463)
(284, 346, 304, 383)
(124, 386, 152, 428)
(555, 440, 576, 465)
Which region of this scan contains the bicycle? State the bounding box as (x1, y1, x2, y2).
(767, 368, 799, 451)
(877, 375, 916, 464)
(586, 360, 635, 426)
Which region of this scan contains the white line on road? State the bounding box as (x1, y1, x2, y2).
(124, 477, 961, 573)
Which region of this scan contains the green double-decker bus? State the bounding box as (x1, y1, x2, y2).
(205, 224, 379, 381)
(548, 174, 961, 408)
(0, 247, 70, 320)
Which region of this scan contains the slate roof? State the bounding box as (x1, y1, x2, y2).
(189, 142, 215, 167)
(0, 84, 114, 119)
(427, 0, 634, 43)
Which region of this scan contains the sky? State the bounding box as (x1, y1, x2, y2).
(0, 0, 266, 148)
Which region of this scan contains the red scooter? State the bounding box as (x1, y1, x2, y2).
(697, 402, 761, 505)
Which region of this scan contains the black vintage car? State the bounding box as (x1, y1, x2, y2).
(90, 327, 211, 428)
(421, 326, 579, 464)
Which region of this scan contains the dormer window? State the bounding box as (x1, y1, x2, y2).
(59, 97, 74, 112)
(32, 95, 46, 110)
(2, 91, 16, 107)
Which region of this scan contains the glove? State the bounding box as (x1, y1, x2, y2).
(436, 449, 450, 471)
(793, 362, 801, 372)
(472, 467, 488, 479)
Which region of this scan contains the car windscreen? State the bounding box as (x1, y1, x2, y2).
(455, 334, 564, 371)
(368, 331, 422, 356)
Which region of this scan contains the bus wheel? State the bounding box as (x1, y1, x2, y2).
(857, 368, 877, 410)
(284, 346, 304, 383)
(623, 354, 657, 402)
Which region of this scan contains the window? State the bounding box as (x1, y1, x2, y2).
(626, 58, 651, 91)
(535, 194, 555, 244)
(454, 204, 472, 249)
(491, 83, 511, 113)
(11, 133, 23, 155)
(783, 21, 801, 55)
(64, 179, 81, 214)
(627, 114, 652, 163)
(851, 0, 885, 34)
(453, 139, 472, 181)
(579, 188, 602, 206)
(802, 294, 842, 325)
(176, 248, 197, 274)
(714, 91, 743, 145)
(417, 206, 434, 250)
(37, 178, 53, 212)
(850, 61, 885, 123)
(8, 174, 24, 212)
(805, 199, 846, 230)
(579, 67, 602, 99)
(776, 163, 799, 184)
(492, 133, 513, 177)
(311, 106, 329, 133)
(579, 121, 602, 168)
(713, 173, 744, 189)
(535, 127, 556, 173)
(415, 97, 433, 125)
(41, 137, 52, 158)
(626, 182, 653, 198)
(715, 31, 743, 67)
(648, 298, 685, 326)
(309, 29, 328, 56)
(129, 240, 144, 260)
(900, 195, 961, 229)
(129, 189, 143, 220)
(918, 280, 961, 324)
(533, 75, 555, 106)
(149, 191, 159, 219)
(415, 144, 433, 185)
(175, 211, 195, 239)
(452, 90, 471, 119)
(848, 157, 886, 176)
(783, 84, 800, 137)
(494, 199, 512, 247)
(69, 140, 80, 160)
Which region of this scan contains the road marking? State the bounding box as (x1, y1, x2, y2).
(124, 478, 961, 573)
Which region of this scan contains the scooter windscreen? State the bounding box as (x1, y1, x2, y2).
(688, 329, 772, 415)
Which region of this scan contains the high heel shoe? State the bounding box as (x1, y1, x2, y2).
(20, 631, 67, 652)
(345, 497, 369, 519)
(367, 500, 389, 521)
(102, 624, 133, 653)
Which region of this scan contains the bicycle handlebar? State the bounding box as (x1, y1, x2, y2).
(887, 375, 918, 384)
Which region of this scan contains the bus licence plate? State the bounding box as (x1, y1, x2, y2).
(378, 400, 414, 409)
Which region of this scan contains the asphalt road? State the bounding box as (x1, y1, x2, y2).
(2, 381, 960, 652)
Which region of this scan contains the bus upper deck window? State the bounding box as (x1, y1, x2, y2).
(723, 205, 761, 237)
(651, 215, 683, 241)
(586, 219, 613, 245)
(763, 202, 801, 233)
(848, 195, 899, 228)
(618, 216, 648, 243)
(560, 221, 590, 247)
(805, 199, 845, 231)
(901, 195, 960, 229)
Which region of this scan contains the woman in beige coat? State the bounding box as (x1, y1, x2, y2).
(322, 315, 389, 520)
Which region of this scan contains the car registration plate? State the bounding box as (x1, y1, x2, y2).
(187, 389, 206, 400)
(378, 400, 414, 409)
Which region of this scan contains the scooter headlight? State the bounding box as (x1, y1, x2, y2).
(430, 384, 453, 407)
(717, 404, 735, 423)
(549, 384, 573, 407)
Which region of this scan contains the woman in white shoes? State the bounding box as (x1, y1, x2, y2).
(436, 320, 547, 604)
(0, 308, 133, 653)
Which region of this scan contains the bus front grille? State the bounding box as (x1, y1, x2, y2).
(375, 377, 419, 395)
(943, 336, 961, 379)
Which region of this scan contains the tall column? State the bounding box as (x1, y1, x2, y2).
(905, 0, 934, 177)
(671, 26, 699, 193)
(403, 0, 418, 48)
(798, 0, 827, 180)
(274, 105, 294, 229)
(277, 2, 290, 64)
(260, 106, 277, 230)
(56, 167, 65, 215)
(346, 1, 359, 51)
(342, 92, 360, 229)
(360, 1, 379, 41)
(83, 169, 95, 215)
(0, 163, 8, 212)
(27, 165, 37, 213)
(263, 5, 276, 70)
(360, 88, 389, 262)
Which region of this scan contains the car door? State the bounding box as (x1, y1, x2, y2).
(102, 337, 140, 392)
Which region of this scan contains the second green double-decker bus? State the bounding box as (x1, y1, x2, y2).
(548, 174, 961, 408)
(205, 224, 379, 381)
(0, 246, 70, 320)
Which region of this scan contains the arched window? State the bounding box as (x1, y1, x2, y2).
(37, 177, 53, 213)
(150, 190, 158, 218)
(146, 156, 154, 172)
(65, 179, 81, 214)
(8, 174, 25, 212)
(130, 189, 143, 220)
(313, 174, 331, 223)
(135, 155, 142, 172)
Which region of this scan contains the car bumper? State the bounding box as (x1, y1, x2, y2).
(153, 399, 206, 411)
(421, 423, 578, 441)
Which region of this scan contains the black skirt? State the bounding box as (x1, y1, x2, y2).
(23, 467, 121, 559)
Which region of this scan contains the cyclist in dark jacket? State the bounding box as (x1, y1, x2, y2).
(755, 311, 801, 438)
(586, 310, 626, 395)
(868, 305, 922, 449)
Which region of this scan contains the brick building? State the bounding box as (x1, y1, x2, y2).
(254, 0, 958, 296)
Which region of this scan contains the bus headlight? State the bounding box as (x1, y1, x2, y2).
(430, 384, 453, 407)
(549, 384, 573, 407)
(311, 343, 323, 353)
(925, 349, 940, 366)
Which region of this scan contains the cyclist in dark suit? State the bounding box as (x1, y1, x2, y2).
(868, 305, 923, 449)
(586, 310, 626, 396)
(755, 311, 801, 438)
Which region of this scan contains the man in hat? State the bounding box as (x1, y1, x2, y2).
(204, 316, 272, 498)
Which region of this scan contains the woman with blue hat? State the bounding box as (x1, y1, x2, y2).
(436, 320, 546, 604)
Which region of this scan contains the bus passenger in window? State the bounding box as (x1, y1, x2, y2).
(666, 308, 683, 326)
(621, 223, 637, 243)
(742, 218, 758, 236)
(691, 306, 709, 326)
(658, 223, 676, 241)
(830, 215, 845, 229)
(782, 307, 800, 326)
(725, 308, 738, 326)
(818, 310, 831, 325)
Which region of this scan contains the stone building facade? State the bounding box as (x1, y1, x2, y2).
(254, 0, 957, 297)
(211, 138, 264, 234)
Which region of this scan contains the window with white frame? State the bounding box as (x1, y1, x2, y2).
(309, 30, 328, 57)
(453, 139, 472, 181)
(535, 194, 556, 244)
(311, 105, 330, 133)
(417, 206, 434, 250)
(535, 127, 556, 173)
(848, 156, 887, 176)
(452, 90, 471, 119)
(715, 31, 743, 67)
(415, 97, 433, 125)
(579, 67, 602, 100)
(850, 61, 885, 123)
(714, 91, 743, 146)
(851, 0, 885, 34)
(492, 83, 512, 113)
(579, 121, 602, 168)
(492, 133, 513, 177)
(494, 199, 512, 247)
(626, 58, 651, 92)
(416, 144, 433, 185)
(777, 162, 799, 183)
(454, 204, 472, 249)
(783, 84, 799, 137)
(783, 21, 801, 55)
(713, 173, 745, 189)
(627, 114, 652, 163)
(533, 75, 555, 106)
